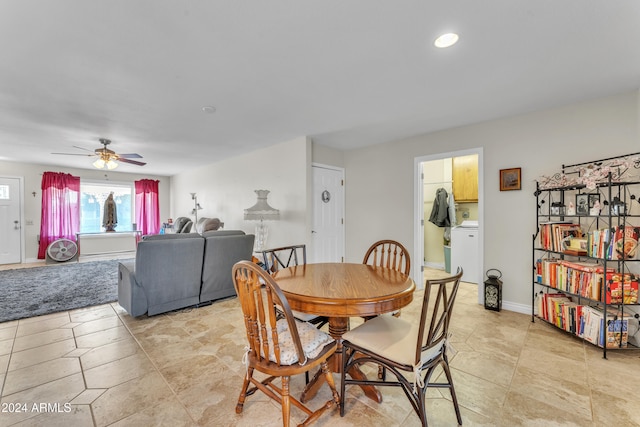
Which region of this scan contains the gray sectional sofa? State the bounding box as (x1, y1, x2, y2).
(117, 230, 254, 317)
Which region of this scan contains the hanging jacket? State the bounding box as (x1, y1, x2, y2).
(429, 188, 450, 227)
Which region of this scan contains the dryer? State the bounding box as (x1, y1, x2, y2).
(450, 220, 479, 283)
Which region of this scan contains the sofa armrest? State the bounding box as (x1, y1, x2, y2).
(117, 260, 148, 317)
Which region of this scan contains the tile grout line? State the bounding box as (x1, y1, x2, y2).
(114, 308, 200, 426)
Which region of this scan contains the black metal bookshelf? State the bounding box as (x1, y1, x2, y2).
(532, 152, 640, 358)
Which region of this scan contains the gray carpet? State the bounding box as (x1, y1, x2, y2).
(0, 259, 131, 323)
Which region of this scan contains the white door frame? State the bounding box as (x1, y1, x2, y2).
(0, 175, 25, 264)
(413, 148, 484, 304)
(311, 163, 345, 263)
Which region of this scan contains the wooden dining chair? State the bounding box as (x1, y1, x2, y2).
(340, 268, 464, 427)
(363, 239, 411, 276)
(262, 244, 306, 273)
(232, 261, 340, 427)
(362, 239, 411, 378)
(261, 245, 329, 329)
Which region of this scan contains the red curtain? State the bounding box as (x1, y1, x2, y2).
(37, 172, 81, 259)
(135, 179, 160, 235)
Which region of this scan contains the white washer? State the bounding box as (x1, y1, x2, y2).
(450, 220, 479, 283)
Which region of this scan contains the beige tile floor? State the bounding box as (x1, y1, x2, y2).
(1, 265, 639, 426)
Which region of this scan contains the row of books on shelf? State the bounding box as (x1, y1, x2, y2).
(538, 223, 639, 260)
(535, 258, 639, 304)
(537, 292, 639, 348)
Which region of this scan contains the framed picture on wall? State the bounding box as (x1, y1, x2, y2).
(500, 168, 521, 191)
(576, 194, 589, 216)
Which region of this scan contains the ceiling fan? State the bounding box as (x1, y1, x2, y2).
(52, 138, 146, 170)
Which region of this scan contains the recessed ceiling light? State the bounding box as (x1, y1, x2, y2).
(202, 106, 216, 114)
(434, 33, 459, 48)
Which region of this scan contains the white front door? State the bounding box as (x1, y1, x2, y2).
(310, 165, 344, 263)
(0, 177, 22, 264)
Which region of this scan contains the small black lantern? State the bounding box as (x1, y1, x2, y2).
(550, 202, 566, 216)
(484, 269, 503, 311)
(611, 197, 627, 216)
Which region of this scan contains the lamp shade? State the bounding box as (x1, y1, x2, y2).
(244, 190, 279, 221)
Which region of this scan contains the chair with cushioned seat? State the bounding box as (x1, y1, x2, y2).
(340, 268, 464, 427)
(363, 239, 411, 276)
(232, 261, 340, 427)
(362, 239, 410, 319)
(362, 239, 412, 378)
(261, 245, 329, 329)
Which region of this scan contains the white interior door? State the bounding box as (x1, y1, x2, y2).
(310, 165, 344, 263)
(0, 177, 22, 264)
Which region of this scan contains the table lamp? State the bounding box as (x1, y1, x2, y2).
(244, 190, 280, 252)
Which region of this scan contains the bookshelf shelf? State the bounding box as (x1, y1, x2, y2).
(533, 315, 639, 350)
(533, 152, 640, 358)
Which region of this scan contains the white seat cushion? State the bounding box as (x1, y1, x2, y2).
(274, 302, 324, 323)
(342, 315, 442, 366)
(292, 310, 324, 323)
(262, 318, 334, 366)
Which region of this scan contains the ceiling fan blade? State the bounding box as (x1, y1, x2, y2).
(117, 153, 143, 159)
(72, 145, 98, 153)
(118, 158, 146, 166)
(51, 152, 96, 157)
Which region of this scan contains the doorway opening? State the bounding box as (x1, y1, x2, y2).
(414, 148, 483, 304)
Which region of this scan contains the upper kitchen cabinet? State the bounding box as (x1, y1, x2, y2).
(452, 154, 478, 202)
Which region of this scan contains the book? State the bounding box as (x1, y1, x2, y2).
(563, 248, 587, 256)
(613, 226, 639, 260)
(556, 260, 612, 300)
(582, 306, 604, 345)
(569, 237, 588, 250)
(606, 272, 639, 304)
(539, 222, 577, 251)
(605, 318, 627, 348)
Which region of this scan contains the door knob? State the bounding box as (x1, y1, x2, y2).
(14, 220, 19, 230)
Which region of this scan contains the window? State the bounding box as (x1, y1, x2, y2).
(80, 182, 134, 233)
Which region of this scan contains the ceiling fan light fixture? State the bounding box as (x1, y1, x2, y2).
(93, 158, 106, 169)
(106, 159, 118, 170)
(434, 32, 459, 48)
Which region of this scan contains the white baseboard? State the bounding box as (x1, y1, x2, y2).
(424, 262, 445, 270)
(502, 301, 531, 315)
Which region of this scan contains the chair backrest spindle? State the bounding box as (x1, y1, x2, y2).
(363, 240, 410, 275)
(232, 261, 307, 366)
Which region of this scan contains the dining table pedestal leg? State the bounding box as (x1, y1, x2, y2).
(300, 317, 382, 404)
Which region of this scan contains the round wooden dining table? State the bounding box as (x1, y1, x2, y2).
(273, 262, 416, 403)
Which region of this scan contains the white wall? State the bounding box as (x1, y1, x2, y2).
(343, 90, 640, 309)
(170, 137, 312, 249)
(312, 143, 345, 168)
(0, 160, 170, 262)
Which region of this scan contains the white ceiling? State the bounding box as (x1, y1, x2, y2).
(1, 1, 639, 176)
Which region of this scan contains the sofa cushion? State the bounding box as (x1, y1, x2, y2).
(173, 216, 191, 233)
(135, 234, 205, 316)
(200, 233, 254, 302)
(195, 217, 224, 233)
